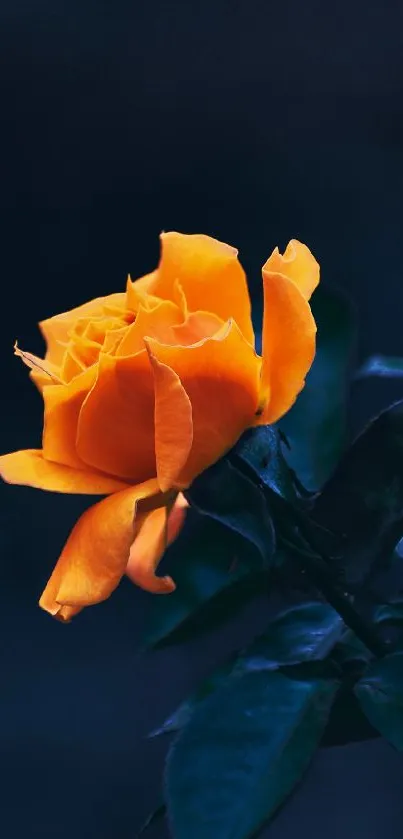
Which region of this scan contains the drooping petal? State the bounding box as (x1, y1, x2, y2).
(264, 240, 320, 301)
(144, 232, 255, 346)
(257, 254, 317, 424)
(126, 506, 176, 593)
(42, 365, 97, 469)
(146, 320, 261, 487)
(145, 345, 193, 492)
(39, 478, 162, 619)
(76, 350, 156, 481)
(0, 449, 130, 493)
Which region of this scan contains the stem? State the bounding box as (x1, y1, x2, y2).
(229, 452, 390, 658)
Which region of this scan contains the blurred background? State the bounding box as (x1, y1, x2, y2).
(1, 1, 403, 837)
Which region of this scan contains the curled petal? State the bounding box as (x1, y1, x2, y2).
(257, 258, 317, 424)
(145, 345, 193, 492)
(146, 232, 255, 346)
(146, 320, 261, 487)
(39, 478, 162, 619)
(264, 240, 319, 301)
(0, 449, 130, 494)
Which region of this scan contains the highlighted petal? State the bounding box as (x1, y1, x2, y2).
(146, 320, 261, 486)
(146, 345, 193, 492)
(126, 506, 175, 593)
(0, 449, 130, 493)
(148, 232, 255, 346)
(264, 240, 320, 301)
(39, 478, 162, 619)
(258, 265, 317, 425)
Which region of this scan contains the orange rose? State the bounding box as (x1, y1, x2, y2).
(0, 232, 319, 620)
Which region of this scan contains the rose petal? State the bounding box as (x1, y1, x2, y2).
(126, 505, 176, 593)
(0, 449, 130, 493)
(39, 478, 162, 619)
(76, 350, 156, 481)
(116, 300, 182, 357)
(145, 345, 193, 492)
(264, 240, 319, 301)
(257, 246, 318, 424)
(42, 365, 98, 469)
(146, 320, 261, 486)
(144, 232, 255, 346)
(40, 293, 127, 366)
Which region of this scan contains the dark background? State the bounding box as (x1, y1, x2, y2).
(2, 2, 403, 837)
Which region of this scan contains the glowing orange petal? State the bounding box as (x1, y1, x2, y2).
(14, 342, 63, 384)
(146, 320, 260, 487)
(0, 449, 130, 493)
(257, 259, 317, 424)
(76, 350, 156, 481)
(42, 365, 97, 469)
(264, 240, 319, 301)
(146, 232, 255, 346)
(126, 506, 176, 593)
(145, 345, 193, 492)
(39, 478, 162, 619)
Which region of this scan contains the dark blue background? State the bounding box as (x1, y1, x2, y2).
(1, 2, 403, 837)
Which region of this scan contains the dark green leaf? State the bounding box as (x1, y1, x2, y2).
(143, 513, 263, 648)
(354, 652, 403, 750)
(165, 667, 339, 839)
(231, 425, 299, 504)
(374, 598, 403, 625)
(356, 355, 403, 379)
(313, 399, 403, 590)
(279, 288, 355, 491)
(185, 458, 275, 564)
(152, 602, 342, 737)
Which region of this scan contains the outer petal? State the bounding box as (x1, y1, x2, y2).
(76, 350, 156, 481)
(40, 293, 127, 366)
(43, 365, 97, 469)
(145, 232, 255, 346)
(39, 478, 162, 619)
(258, 263, 317, 425)
(146, 320, 261, 487)
(145, 346, 193, 492)
(264, 240, 320, 301)
(0, 449, 130, 494)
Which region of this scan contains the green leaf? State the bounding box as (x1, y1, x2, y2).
(231, 426, 299, 504)
(313, 399, 403, 590)
(143, 512, 263, 648)
(152, 602, 342, 737)
(165, 667, 339, 839)
(279, 288, 355, 491)
(185, 458, 276, 564)
(374, 598, 403, 626)
(354, 652, 403, 750)
(356, 355, 403, 379)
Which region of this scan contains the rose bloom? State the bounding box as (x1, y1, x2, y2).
(0, 232, 319, 620)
